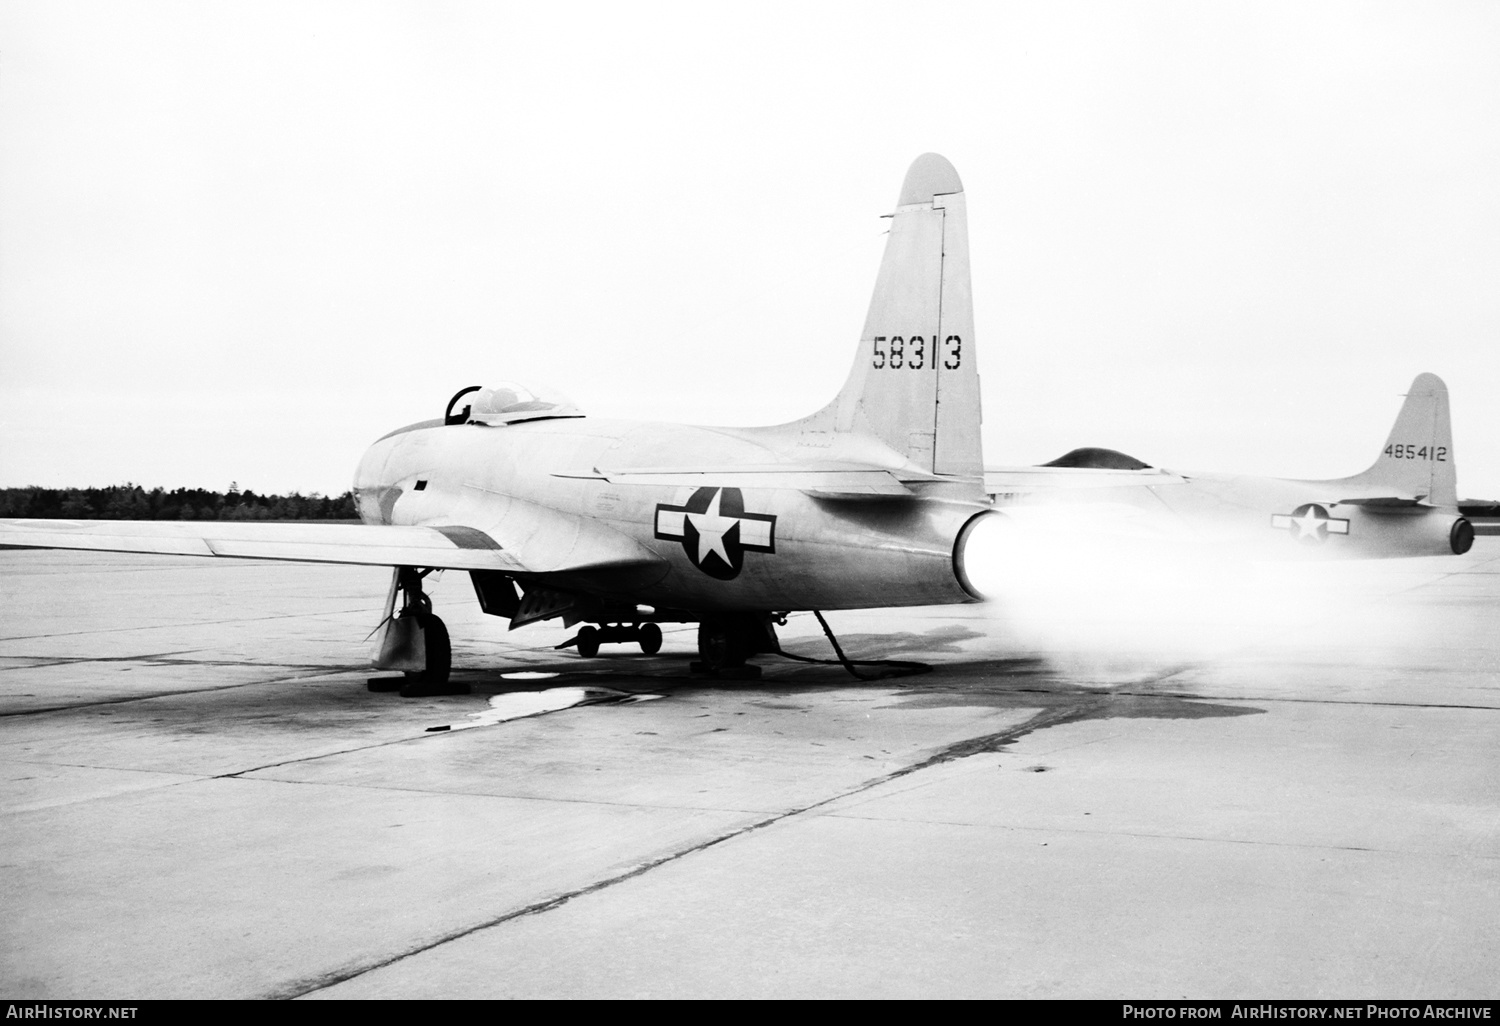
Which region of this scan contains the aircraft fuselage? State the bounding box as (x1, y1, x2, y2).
(354, 417, 985, 613)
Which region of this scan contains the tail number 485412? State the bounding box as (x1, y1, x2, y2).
(1385, 444, 1447, 461)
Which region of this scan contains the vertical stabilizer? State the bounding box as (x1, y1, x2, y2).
(812, 154, 983, 484)
(1344, 373, 1458, 507)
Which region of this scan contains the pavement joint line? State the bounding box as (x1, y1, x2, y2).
(0, 607, 376, 642)
(277, 798, 886, 999)
(228, 772, 786, 814)
(1111, 690, 1500, 712)
(219, 699, 913, 782)
(12, 737, 472, 811)
(0, 767, 212, 816)
(1, 758, 206, 776)
(0, 651, 199, 664)
(1392, 573, 1473, 596)
(1186, 659, 1500, 675)
(813, 812, 1500, 861)
(1014, 731, 1120, 757)
(214, 726, 485, 779)
(21, 685, 1485, 813)
(0, 653, 336, 671)
(277, 700, 1100, 1000)
(0, 671, 358, 717)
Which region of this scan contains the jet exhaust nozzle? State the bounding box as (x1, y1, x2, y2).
(953, 511, 1011, 601)
(1334, 508, 1477, 558)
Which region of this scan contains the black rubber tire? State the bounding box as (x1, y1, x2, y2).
(638, 622, 662, 655)
(420, 614, 452, 686)
(696, 618, 747, 670)
(398, 614, 466, 696)
(577, 625, 600, 658)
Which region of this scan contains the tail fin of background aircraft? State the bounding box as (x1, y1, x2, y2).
(799, 153, 983, 484)
(1340, 373, 1458, 507)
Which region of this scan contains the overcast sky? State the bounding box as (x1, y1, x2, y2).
(3, 1, 1498, 497)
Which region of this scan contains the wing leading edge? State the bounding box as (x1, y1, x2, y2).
(0, 519, 546, 573)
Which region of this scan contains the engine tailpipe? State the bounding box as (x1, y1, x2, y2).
(953, 511, 1011, 600)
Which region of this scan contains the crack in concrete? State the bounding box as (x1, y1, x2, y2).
(0, 653, 339, 671)
(0, 670, 352, 717)
(3, 759, 203, 777)
(819, 810, 1500, 861)
(230, 771, 784, 815)
(0, 606, 373, 642)
(1115, 690, 1500, 712)
(273, 699, 1094, 1000)
(267, 681, 1496, 997)
(215, 733, 448, 780)
(0, 651, 199, 665)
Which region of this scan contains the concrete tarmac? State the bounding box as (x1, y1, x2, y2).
(1, 547, 1496, 998)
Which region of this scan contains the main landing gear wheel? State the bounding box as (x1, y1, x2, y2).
(638, 622, 662, 655)
(693, 614, 776, 678)
(696, 619, 748, 671)
(399, 612, 461, 697)
(367, 566, 469, 697)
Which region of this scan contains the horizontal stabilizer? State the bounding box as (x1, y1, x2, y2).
(800, 482, 916, 500)
(571, 462, 925, 496)
(984, 466, 1184, 493)
(1334, 496, 1429, 509)
(1458, 500, 1500, 536)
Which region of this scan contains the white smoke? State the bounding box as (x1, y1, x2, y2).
(962, 506, 1435, 677)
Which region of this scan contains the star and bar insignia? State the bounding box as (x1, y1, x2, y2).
(655, 487, 776, 580)
(1271, 503, 1350, 544)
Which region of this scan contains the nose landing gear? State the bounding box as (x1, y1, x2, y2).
(367, 566, 467, 697)
(568, 622, 665, 657)
(563, 615, 777, 677)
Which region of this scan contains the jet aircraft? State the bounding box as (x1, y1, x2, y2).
(984, 371, 1490, 556)
(0, 154, 1485, 693)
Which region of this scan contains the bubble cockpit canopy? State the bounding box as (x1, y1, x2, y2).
(445, 382, 585, 427)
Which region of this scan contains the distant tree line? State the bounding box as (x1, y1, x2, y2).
(0, 483, 359, 521)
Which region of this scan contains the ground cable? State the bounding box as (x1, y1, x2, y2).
(772, 610, 931, 681)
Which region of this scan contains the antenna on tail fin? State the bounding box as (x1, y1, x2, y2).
(797, 154, 984, 493)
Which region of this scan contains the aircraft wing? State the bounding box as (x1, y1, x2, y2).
(0, 519, 541, 572)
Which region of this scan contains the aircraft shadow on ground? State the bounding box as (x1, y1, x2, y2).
(438, 636, 1266, 734)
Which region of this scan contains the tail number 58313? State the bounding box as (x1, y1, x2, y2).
(872, 335, 962, 370)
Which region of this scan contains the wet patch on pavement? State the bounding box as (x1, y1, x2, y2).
(891, 690, 1262, 778)
(425, 687, 663, 732)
